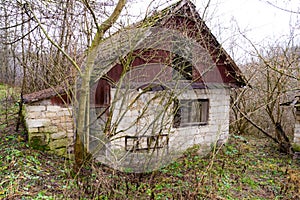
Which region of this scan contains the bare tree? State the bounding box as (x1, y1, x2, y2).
(231, 44, 299, 154)
(74, 0, 127, 170)
(0, 0, 128, 171)
(229, 0, 300, 155)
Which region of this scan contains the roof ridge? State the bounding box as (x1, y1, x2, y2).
(138, 0, 198, 28)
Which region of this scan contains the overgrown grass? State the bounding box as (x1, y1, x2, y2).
(0, 84, 17, 99)
(0, 87, 299, 199)
(0, 83, 8, 99)
(0, 84, 20, 135)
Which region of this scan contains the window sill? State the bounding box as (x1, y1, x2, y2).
(174, 122, 208, 128)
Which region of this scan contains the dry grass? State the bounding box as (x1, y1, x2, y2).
(0, 86, 299, 199)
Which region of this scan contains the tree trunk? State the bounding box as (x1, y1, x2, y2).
(74, 0, 126, 172)
(275, 122, 293, 154)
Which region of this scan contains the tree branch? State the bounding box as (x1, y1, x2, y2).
(0, 17, 34, 30)
(2, 25, 38, 45)
(265, 1, 300, 14)
(25, 3, 82, 75)
(82, 0, 100, 30)
(90, 0, 126, 50)
(233, 101, 279, 143)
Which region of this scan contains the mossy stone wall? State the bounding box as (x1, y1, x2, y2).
(24, 102, 74, 159)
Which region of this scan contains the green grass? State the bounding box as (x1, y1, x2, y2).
(0, 83, 7, 99)
(0, 84, 20, 136)
(0, 83, 20, 100)
(0, 90, 300, 199)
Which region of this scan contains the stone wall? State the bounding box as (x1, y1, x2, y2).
(22, 87, 231, 165)
(24, 101, 74, 159)
(171, 88, 230, 155)
(94, 87, 231, 172)
(294, 110, 300, 147)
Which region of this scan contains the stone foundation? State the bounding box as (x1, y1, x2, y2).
(24, 104, 74, 159)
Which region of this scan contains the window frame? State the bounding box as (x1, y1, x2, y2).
(173, 99, 209, 128)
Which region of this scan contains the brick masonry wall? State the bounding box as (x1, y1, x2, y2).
(24, 102, 74, 159)
(168, 88, 230, 155)
(93, 87, 231, 171)
(106, 88, 230, 156)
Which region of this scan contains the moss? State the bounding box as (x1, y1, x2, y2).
(29, 135, 50, 151)
(136, 1, 179, 28)
(54, 148, 66, 156)
(49, 138, 70, 150)
(292, 143, 300, 152)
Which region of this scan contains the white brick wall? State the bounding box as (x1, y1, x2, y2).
(105, 87, 231, 157)
(26, 119, 51, 128)
(295, 123, 300, 144)
(26, 106, 46, 112)
(24, 86, 231, 162)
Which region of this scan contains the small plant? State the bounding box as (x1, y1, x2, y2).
(0, 99, 300, 200)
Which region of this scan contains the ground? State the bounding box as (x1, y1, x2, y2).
(0, 84, 300, 199)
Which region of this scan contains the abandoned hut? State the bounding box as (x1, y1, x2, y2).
(23, 0, 246, 170)
(23, 86, 74, 158)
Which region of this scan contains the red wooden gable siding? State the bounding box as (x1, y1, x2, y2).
(94, 47, 205, 107)
(50, 94, 71, 106)
(164, 14, 239, 85)
(94, 6, 242, 106)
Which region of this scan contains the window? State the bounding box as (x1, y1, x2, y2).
(172, 39, 193, 80)
(94, 79, 111, 119)
(172, 54, 193, 80)
(173, 99, 209, 127)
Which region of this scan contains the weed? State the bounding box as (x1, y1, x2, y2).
(0, 90, 300, 199)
